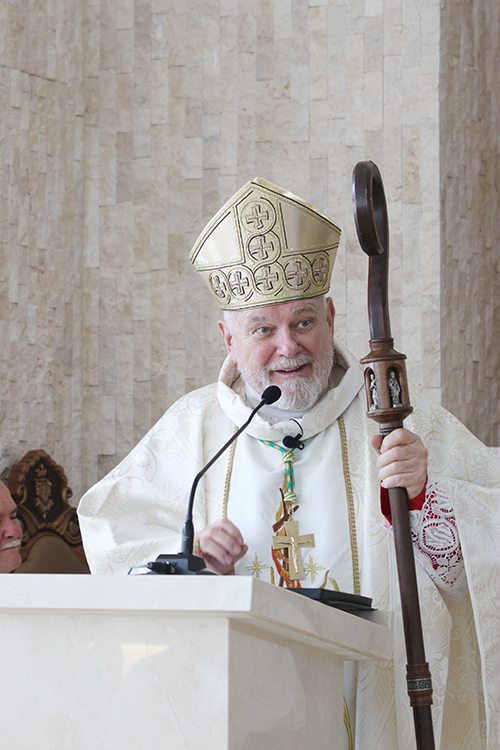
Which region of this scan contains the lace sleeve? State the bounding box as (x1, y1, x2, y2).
(408, 475, 467, 598)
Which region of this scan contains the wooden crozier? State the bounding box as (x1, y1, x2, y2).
(352, 160, 436, 750)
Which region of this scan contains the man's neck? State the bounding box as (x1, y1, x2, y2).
(244, 382, 308, 424)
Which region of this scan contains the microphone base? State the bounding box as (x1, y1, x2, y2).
(146, 553, 213, 575)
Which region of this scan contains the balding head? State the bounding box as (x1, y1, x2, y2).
(0, 484, 22, 573)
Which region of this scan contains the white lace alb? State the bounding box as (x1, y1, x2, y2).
(409, 476, 466, 597)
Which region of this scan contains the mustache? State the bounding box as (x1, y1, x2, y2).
(0, 539, 21, 551)
(264, 356, 312, 373)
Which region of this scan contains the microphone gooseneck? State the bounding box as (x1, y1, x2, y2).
(181, 385, 282, 554)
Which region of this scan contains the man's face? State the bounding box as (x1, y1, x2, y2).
(0, 484, 22, 573)
(218, 296, 335, 411)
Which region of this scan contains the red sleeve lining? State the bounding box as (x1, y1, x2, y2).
(380, 477, 427, 525)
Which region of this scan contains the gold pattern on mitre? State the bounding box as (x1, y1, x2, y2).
(189, 177, 342, 310)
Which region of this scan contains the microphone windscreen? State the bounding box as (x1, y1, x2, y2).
(261, 385, 282, 405)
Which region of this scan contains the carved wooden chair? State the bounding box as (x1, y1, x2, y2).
(8, 450, 89, 574)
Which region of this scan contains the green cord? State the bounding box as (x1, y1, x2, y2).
(259, 440, 299, 507)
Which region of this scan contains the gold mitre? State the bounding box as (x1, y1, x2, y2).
(189, 177, 341, 310)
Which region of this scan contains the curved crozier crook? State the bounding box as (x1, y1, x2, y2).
(352, 161, 391, 341)
(352, 160, 389, 257)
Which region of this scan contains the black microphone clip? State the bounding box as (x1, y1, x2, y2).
(282, 419, 305, 451)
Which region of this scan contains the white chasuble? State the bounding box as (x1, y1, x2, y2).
(227, 424, 354, 591)
(78, 342, 500, 750)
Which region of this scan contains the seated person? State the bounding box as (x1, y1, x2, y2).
(0, 483, 22, 573)
(78, 178, 499, 749)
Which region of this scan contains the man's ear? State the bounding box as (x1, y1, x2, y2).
(325, 297, 335, 334)
(218, 319, 234, 357)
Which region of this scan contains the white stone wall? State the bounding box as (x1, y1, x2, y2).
(0, 1, 85, 492)
(80, 0, 443, 491)
(0, 0, 496, 501)
(440, 0, 500, 446)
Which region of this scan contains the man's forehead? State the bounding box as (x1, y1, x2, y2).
(238, 300, 323, 324)
(0, 485, 15, 515)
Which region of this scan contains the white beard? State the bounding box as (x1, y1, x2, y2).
(237, 342, 335, 411)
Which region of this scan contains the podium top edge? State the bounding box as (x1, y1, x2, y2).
(0, 575, 393, 661)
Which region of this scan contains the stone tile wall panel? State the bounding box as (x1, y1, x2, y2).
(0, 0, 84, 496)
(440, 0, 500, 445)
(77, 0, 452, 484)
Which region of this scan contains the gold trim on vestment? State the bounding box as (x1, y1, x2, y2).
(222, 426, 239, 519)
(343, 698, 354, 750)
(338, 414, 360, 596)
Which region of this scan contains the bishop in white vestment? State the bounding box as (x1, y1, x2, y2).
(78, 178, 500, 750)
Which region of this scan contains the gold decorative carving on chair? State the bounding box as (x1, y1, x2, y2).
(8, 450, 89, 574)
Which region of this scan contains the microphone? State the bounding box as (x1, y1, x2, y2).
(259, 384, 281, 405)
(282, 435, 304, 450)
(282, 419, 305, 450)
(147, 385, 282, 575)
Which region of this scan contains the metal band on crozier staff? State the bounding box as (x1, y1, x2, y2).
(407, 678, 433, 693)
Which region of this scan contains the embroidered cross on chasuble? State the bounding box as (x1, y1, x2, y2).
(260, 440, 316, 584)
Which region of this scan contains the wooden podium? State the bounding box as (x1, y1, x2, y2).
(0, 575, 392, 749)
